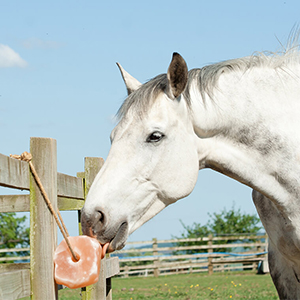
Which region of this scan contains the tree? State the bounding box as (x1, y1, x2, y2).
(206, 205, 262, 252)
(175, 204, 262, 253)
(0, 213, 30, 262)
(174, 220, 211, 254)
(207, 205, 262, 236)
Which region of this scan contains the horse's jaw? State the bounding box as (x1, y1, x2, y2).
(127, 196, 169, 235)
(80, 175, 170, 251)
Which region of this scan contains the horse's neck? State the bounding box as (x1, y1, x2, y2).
(191, 66, 300, 137)
(190, 65, 300, 211)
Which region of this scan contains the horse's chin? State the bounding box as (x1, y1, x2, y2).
(99, 221, 129, 253)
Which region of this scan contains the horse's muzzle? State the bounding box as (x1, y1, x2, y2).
(80, 207, 128, 252)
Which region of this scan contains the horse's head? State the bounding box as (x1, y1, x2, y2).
(81, 53, 200, 251)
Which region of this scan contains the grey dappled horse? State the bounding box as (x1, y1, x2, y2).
(82, 46, 300, 299)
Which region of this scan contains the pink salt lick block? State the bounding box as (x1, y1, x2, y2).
(54, 235, 108, 289)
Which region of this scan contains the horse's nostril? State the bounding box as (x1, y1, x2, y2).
(81, 207, 107, 238)
(96, 210, 105, 224)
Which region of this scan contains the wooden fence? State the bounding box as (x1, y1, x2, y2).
(115, 234, 268, 277)
(0, 137, 119, 300)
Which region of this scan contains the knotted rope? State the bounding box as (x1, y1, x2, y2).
(10, 151, 79, 261)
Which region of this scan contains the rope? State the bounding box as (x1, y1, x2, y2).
(10, 151, 79, 262)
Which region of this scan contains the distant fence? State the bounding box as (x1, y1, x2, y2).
(115, 234, 268, 277)
(0, 137, 119, 300)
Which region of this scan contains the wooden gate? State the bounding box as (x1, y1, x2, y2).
(0, 137, 119, 300)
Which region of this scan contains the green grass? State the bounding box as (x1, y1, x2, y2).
(54, 271, 278, 300)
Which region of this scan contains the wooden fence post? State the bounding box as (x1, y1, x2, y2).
(153, 238, 160, 277)
(189, 259, 193, 274)
(208, 234, 213, 275)
(81, 157, 107, 300)
(30, 137, 58, 299)
(77, 171, 85, 237)
(124, 265, 129, 278)
(255, 239, 263, 271)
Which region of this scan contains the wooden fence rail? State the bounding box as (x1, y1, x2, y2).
(0, 137, 119, 300)
(114, 234, 268, 277)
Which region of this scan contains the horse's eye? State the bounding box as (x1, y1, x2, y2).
(146, 131, 165, 143)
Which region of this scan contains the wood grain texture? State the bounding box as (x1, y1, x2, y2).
(29, 137, 58, 300)
(0, 153, 29, 190)
(0, 194, 85, 212)
(0, 270, 30, 300)
(57, 172, 84, 199)
(82, 157, 107, 300)
(105, 257, 120, 278)
(0, 194, 30, 212)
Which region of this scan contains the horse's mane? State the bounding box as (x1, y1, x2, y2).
(192, 47, 300, 102)
(117, 33, 300, 120)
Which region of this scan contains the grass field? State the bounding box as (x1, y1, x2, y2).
(53, 271, 279, 300)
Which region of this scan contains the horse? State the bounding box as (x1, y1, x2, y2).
(81, 43, 300, 299)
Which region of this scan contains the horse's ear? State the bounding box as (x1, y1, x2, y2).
(116, 63, 142, 95)
(167, 52, 188, 99)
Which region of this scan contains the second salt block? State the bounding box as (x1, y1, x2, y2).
(54, 235, 107, 289)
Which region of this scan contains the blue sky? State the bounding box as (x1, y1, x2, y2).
(1, 0, 300, 242)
